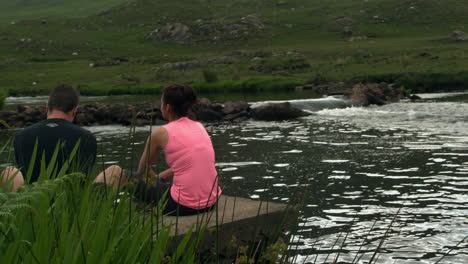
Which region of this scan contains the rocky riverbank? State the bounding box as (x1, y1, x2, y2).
(0, 99, 310, 129)
(0, 82, 404, 129)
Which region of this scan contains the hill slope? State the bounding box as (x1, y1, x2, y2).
(0, 0, 130, 23)
(0, 0, 467, 95)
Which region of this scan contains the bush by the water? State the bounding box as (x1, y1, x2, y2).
(202, 69, 219, 83)
(0, 89, 7, 110)
(353, 72, 468, 93)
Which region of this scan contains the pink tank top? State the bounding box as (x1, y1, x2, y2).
(163, 117, 222, 209)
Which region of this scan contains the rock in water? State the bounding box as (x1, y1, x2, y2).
(252, 102, 309, 121)
(351, 83, 403, 106)
(222, 101, 250, 115)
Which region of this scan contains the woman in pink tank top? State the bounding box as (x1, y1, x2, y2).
(95, 84, 222, 215)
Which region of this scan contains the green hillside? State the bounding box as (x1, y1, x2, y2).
(0, 0, 131, 23)
(0, 0, 467, 96)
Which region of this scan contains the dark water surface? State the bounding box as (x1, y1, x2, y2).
(1, 93, 468, 263)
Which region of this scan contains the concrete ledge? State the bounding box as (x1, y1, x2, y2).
(163, 195, 296, 258)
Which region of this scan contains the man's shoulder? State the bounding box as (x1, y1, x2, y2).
(67, 123, 96, 141)
(16, 119, 95, 141)
(15, 120, 48, 139)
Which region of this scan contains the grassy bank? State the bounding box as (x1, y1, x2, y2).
(0, 0, 467, 96)
(352, 71, 468, 92)
(58, 77, 305, 96)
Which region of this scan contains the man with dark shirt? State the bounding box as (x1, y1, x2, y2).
(0, 85, 97, 191)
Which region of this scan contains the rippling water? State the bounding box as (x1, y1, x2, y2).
(1, 94, 467, 263)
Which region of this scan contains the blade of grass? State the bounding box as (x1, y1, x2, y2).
(434, 234, 468, 264)
(368, 207, 402, 264)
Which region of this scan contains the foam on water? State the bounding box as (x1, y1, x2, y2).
(216, 161, 263, 167)
(249, 96, 356, 112)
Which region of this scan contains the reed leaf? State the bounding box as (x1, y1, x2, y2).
(22, 140, 39, 185)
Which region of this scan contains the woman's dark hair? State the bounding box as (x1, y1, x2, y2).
(162, 84, 197, 117)
(48, 84, 79, 113)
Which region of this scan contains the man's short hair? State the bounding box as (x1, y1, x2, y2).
(48, 85, 79, 113)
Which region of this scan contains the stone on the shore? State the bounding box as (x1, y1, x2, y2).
(348, 35, 368, 42)
(146, 23, 191, 44)
(240, 14, 264, 29)
(252, 102, 309, 121)
(156, 61, 201, 72)
(450, 30, 467, 41)
(335, 16, 354, 26)
(356, 49, 371, 58)
(197, 23, 219, 36)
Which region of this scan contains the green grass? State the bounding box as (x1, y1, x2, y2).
(0, 174, 207, 263)
(71, 77, 304, 96)
(0, 0, 467, 96)
(193, 77, 305, 94)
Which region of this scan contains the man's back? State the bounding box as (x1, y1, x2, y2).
(14, 118, 97, 183)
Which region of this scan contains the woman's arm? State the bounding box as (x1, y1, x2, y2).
(158, 168, 174, 180)
(137, 127, 168, 176)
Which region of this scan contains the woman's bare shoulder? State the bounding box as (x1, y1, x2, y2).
(151, 126, 169, 148)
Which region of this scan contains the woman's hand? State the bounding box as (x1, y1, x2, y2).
(158, 168, 174, 180)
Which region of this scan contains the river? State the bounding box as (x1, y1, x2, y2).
(1, 92, 467, 263)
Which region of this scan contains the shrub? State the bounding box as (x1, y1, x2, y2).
(202, 69, 219, 83)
